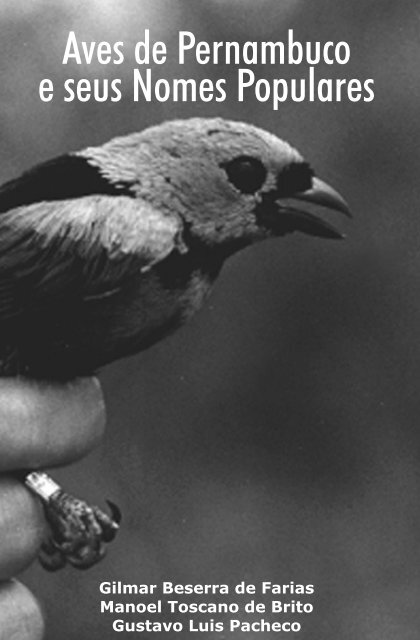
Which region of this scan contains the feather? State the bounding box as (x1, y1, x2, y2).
(0, 153, 135, 213)
(0, 194, 183, 319)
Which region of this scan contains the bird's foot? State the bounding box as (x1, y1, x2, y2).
(24, 471, 121, 571)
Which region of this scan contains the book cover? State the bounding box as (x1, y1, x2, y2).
(0, 1, 417, 638)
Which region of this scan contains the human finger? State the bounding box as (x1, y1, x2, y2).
(0, 377, 105, 471)
(0, 579, 45, 640)
(0, 477, 46, 579)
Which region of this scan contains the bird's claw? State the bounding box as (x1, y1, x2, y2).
(24, 470, 121, 570)
(38, 491, 121, 571)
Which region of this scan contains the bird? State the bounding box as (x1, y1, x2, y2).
(0, 117, 350, 570)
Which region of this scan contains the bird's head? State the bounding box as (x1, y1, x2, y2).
(95, 117, 350, 253)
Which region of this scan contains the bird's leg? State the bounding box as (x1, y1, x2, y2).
(24, 471, 121, 571)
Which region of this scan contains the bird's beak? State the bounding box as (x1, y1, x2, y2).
(294, 177, 351, 219)
(260, 177, 351, 239)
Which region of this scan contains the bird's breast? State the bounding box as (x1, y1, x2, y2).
(95, 260, 219, 349)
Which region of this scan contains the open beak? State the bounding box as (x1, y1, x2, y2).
(294, 177, 351, 219)
(262, 177, 351, 240)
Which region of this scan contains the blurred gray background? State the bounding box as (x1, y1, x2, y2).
(1, 1, 420, 638)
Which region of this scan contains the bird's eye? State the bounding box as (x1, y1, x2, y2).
(222, 156, 267, 194)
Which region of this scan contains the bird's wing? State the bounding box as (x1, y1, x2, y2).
(0, 155, 185, 320)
